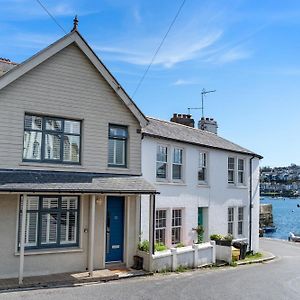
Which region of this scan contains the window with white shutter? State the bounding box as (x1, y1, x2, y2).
(18, 196, 80, 250)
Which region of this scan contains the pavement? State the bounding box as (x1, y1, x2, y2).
(1, 238, 300, 299)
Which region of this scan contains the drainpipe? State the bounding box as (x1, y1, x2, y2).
(249, 156, 255, 253)
(152, 194, 156, 255)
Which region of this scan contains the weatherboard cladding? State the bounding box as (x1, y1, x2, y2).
(0, 43, 142, 174)
(0, 170, 156, 193)
(143, 117, 262, 158)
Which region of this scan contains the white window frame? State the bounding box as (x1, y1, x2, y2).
(238, 159, 245, 185)
(228, 207, 234, 235)
(238, 207, 244, 236)
(155, 209, 167, 245)
(228, 156, 247, 186)
(198, 151, 208, 183)
(171, 209, 182, 245)
(228, 157, 235, 184)
(172, 148, 183, 181)
(156, 144, 168, 181)
(155, 144, 185, 183)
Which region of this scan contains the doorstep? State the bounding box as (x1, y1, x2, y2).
(0, 268, 152, 292)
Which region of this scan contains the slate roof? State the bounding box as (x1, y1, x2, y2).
(143, 117, 263, 159)
(0, 169, 156, 194)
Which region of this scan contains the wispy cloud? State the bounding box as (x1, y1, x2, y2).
(172, 79, 200, 86)
(206, 47, 252, 65)
(95, 30, 223, 68)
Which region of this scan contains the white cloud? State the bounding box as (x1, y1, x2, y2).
(172, 79, 199, 86)
(95, 30, 223, 68)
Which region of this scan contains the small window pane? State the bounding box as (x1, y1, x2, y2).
(157, 146, 167, 162)
(64, 120, 80, 134)
(115, 139, 125, 165)
(156, 162, 167, 179)
(41, 213, 58, 244)
(109, 126, 127, 138)
(63, 135, 80, 162)
(173, 148, 183, 164)
(45, 119, 62, 131)
(45, 134, 61, 160)
(23, 131, 42, 160)
(238, 159, 244, 171)
(172, 164, 182, 180)
(42, 197, 59, 209)
(228, 157, 235, 169)
(62, 197, 78, 210)
(25, 115, 42, 130)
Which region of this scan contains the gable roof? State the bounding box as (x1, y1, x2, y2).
(0, 30, 148, 127)
(142, 117, 263, 159)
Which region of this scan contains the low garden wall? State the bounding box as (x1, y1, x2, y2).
(137, 241, 216, 272)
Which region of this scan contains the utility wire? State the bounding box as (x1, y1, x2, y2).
(131, 0, 187, 98)
(35, 0, 67, 34)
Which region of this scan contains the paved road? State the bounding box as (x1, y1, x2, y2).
(1, 239, 300, 300)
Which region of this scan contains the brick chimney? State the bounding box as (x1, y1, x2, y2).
(198, 117, 218, 134)
(170, 113, 195, 128)
(0, 58, 18, 77)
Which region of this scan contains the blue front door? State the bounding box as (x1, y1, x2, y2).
(106, 196, 124, 262)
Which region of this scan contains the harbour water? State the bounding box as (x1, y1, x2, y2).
(260, 197, 300, 240)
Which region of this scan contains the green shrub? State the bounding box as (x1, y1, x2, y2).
(210, 234, 223, 241)
(138, 241, 168, 252)
(223, 234, 234, 242)
(138, 240, 150, 252)
(175, 242, 185, 248)
(155, 242, 168, 251)
(175, 265, 189, 272)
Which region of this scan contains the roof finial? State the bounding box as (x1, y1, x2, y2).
(72, 15, 78, 32)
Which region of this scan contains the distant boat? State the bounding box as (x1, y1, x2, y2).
(288, 232, 300, 242)
(262, 226, 277, 233)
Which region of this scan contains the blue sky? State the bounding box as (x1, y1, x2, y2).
(1, 0, 300, 167)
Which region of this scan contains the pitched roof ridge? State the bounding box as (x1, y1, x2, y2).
(146, 116, 217, 136)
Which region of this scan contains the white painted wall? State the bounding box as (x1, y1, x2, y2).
(141, 136, 260, 252)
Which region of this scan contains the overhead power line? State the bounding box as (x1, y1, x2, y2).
(131, 0, 187, 98)
(35, 0, 67, 34)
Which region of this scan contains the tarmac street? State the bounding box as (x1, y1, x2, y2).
(1, 238, 300, 300)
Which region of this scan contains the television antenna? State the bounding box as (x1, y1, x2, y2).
(188, 88, 216, 117)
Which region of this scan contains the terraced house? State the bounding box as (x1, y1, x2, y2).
(141, 115, 262, 254)
(0, 26, 157, 283)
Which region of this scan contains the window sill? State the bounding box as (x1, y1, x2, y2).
(15, 247, 84, 256)
(19, 162, 85, 169)
(197, 183, 210, 188)
(155, 181, 187, 186)
(227, 185, 248, 189)
(106, 167, 130, 172)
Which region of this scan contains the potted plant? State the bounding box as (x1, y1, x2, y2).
(193, 225, 205, 243)
(210, 234, 233, 246)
